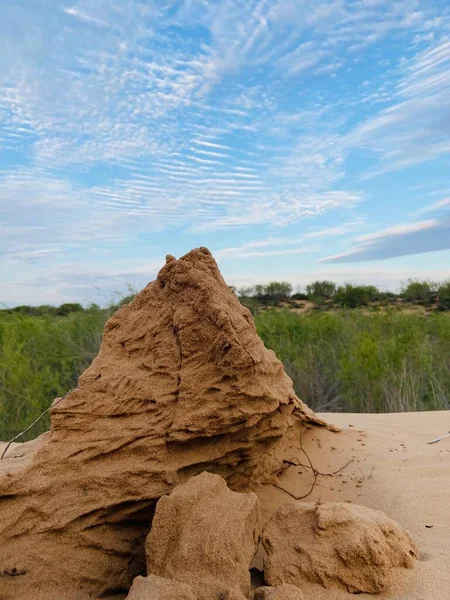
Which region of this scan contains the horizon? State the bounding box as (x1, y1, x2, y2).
(2, 254, 448, 309)
(2, 1, 450, 306)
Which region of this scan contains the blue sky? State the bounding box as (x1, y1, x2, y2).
(1, 0, 450, 306)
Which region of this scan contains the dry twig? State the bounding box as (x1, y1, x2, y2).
(1, 387, 78, 460)
(428, 432, 450, 445)
(273, 427, 354, 500)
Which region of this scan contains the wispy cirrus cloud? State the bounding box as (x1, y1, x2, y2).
(345, 39, 450, 176)
(216, 219, 365, 259)
(217, 244, 319, 260)
(1, 0, 450, 303)
(63, 7, 108, 27)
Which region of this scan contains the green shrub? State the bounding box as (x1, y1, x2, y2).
(438, 281, 450, 311)
(291, 292, 308, 301)
(0, 306, 110, 440)
(255, 309, 450, 413)
(306, 280, 337, 301)
(379, 291, 397, 300)
(239, 296, 260, 315)
(334, 284, 379, 308)
(238, 282, 292, 306)
(55, 303, 84, 316)
(401, 280, 434, 302)
(261, 282, 292, 301)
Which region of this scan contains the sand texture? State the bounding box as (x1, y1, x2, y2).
(125, 575, 197, 600)
(262, 501, 417, 593)
(125, 574, 247, 600)
(254, 584, 305, 599)
(0, 247, 321, 600)
(256, 411, 450, 600)
(146, 471, 260, 599)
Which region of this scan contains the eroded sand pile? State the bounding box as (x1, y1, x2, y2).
(124, 472, 416, 600)
(262, 501, 418, 594)
(0, 247, 323, 600)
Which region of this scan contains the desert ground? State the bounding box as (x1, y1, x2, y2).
(1, 411, 448, 600)
(256, 411, 450, 600)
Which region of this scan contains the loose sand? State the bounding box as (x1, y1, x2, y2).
(256, 411, 450, 600)
(1, 413, 448, 600)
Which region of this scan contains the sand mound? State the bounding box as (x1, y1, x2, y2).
(262, 501, 418, 594)
(0, 247, 322, 600)
(146, 471, 260, 599)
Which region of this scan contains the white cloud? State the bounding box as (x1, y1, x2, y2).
(434, 197, 450, 209)
(217, 245, 319, 259)
(215, 220, 365, 258)
(2, 257, 164, 307)
(7, 248, 62, 262)
(303, 220, 366, 239)
(0, 0, 449, 303)
(191, 190, 361, 233)
(344, 39, 450, 176)
(192, 139, 233, 150)
(63, 7, 108, 27)
(321, 209, 450, 263)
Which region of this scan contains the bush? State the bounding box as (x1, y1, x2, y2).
(255, 309, 450, 413)
(10, 305, 57, 317)
(438, 281, 450, 311)
(379, 291, 397, 300)
(55, 303, 83, 316)
(5, 303, 84, 317)
(238, 282, 292, 306)
(334, 284, 380, 308)
(401, 280, 433, 302)
(291, 292, 308, 301)
(306, 280, 336, 301)
(239, 296, 260, 315)
(0, 305, 111, 440)
(263, 282, 292, 300)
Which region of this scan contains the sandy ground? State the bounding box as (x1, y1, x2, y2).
(256, 411, 450, 600)
(2, 412, 448, 599)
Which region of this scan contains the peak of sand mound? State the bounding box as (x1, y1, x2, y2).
(0, 247, 323, 600)
(262, 500, 418, 594)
